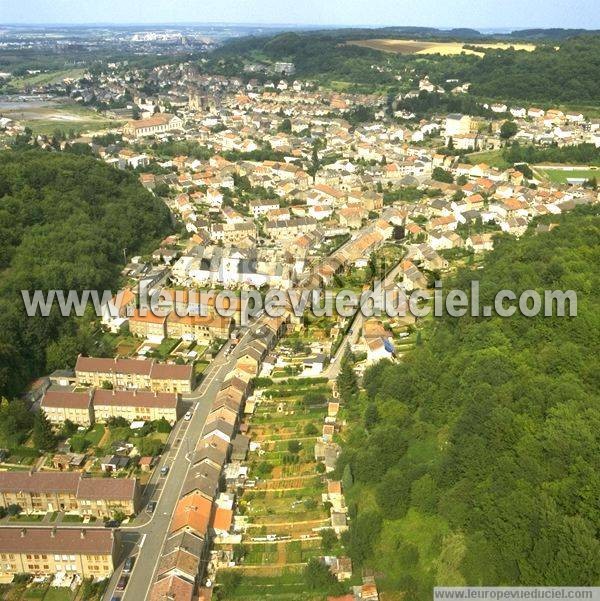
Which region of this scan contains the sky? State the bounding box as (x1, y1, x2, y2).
(1, 0, 599, 30)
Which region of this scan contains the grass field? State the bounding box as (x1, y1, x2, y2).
(348, 39, 536, 57)
(465, 149, 510, 170)
(7, 68, 86, 91)
(1, 100, 121, 135)
(535, 166, 599, 184)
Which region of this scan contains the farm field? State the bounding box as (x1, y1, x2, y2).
(348, 39, 536, 56)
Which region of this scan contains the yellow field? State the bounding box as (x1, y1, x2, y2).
(348, 39, 536, 57)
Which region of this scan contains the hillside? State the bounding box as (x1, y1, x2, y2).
(0, 150, 172, 397)
(214, 30, 600, 103)
(337, 207, 600, 597)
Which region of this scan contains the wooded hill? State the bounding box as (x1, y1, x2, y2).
(337, 207, 600, 596)
(0, 150, 172, 398)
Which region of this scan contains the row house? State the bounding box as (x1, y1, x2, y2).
(93, 389, 181, 425)
(40, 389, 94, 427)
(129, 309, 232, 343)
(0, 527, 118, 581)
(0, 472, 139, 517)
(265, 217, 318, 240)
(75, 356, 194, 394)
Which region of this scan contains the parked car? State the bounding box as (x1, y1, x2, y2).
(184, 410, 193, 421)
(160, 466, 169, 476)
(123, 556, 135, 573)
(147, 501, 156, 513)
(116, 575, 128, 592)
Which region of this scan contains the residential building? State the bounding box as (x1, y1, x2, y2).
(0, 527, 118, 580)
(93, 389, 181, 424)
(0, 472, 139, 518)
(41, 389, 94, 427)
(75, 356, 193, 393)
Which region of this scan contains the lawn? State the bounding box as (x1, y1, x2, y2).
(84, 424, 105, 446)
(535, 166, 599, 184)
(9, 513, 44, 522)
(465, 149, 510, 170)
(150, 338, 181, 360)
(41, 588, 75, 601)
(61, 514, 84, 523)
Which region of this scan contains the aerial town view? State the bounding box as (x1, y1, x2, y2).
(0, 1, 598, 600)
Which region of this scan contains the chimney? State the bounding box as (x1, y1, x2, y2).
(20, 529, 26, 538)
(50, 527, 56, 538)
(80, 529, 86, 539)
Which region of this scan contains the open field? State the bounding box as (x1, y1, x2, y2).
(348, 39, 536, 57)
(0, 98, 122, 135)
(465, 149, 510, 169)
(535, 165, 599, 184)
(6, 68, 86, 91)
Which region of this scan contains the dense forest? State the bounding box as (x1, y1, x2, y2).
(215, 31, 600, 103)
(336, 207, 600, 597)
(0, 150, 171, 397)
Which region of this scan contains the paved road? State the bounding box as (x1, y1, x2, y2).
(324, 260, 404, 380)
(107, 321, 265, 601)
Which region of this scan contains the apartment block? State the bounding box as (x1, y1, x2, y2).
(93, 389, 181, 425)
(41, 389, 94, 427)
(0, 472, 140, 518)
(0, 527, 118, 580)
(75, 356, 193, 393)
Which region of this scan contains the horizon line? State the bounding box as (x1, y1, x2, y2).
(0, 22, 595, 31)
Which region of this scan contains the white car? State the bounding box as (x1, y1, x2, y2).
(184, 410, 193, 421)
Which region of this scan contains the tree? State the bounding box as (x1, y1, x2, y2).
(136, 438, 164, 457)
(304, 422, 318, 436)
(70, 435, 89, 453)
(32, 411, 56, 451)
(410, 473, 438, 514)
(364, 403, 380, 430)
(500, 120, 518, 140)
(60, 419, 78, 438)
(154, 417, 172, 433)
(278, 118, 292, 133)
(321, 528, 337, 552)
(106, 416, 129, 428)
(343, 509, 383, 566)
(304, 558, 344, 594)
(337, 350, 358, 400)
(342, 463, 354, 492)
(0, 399, 34, 446)
(432, 167, 454, 183)
(287, 440, 302, 454)
(7, 504, 22, 517)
